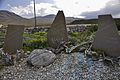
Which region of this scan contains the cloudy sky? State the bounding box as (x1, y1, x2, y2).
(0, 0, 120, 19)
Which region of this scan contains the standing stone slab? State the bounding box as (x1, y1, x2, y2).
(47, 11, 68, 48)
(3, 25, 24, 54)
(92, 14, 120, 57)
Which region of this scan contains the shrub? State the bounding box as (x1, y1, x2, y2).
(87, 25, 98, 32)
(69, 31, 94, 44)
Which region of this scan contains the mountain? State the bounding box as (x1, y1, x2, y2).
(31, 14, 80, 25)
(43, 14, 56, 18)
(30, 14, 55, 26)
(0, 10, 32, 26)
(69, 19, 98, 25)
(0, 10, 80, 27)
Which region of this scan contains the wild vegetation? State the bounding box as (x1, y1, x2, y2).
(23, 32, 48, 52)
(69, 31, 94, 44)
(22, 25, 97, 52)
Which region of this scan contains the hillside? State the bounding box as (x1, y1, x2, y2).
(0, 10, 32, 26)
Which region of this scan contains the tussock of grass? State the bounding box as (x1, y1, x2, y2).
(69, 31, 95, 44)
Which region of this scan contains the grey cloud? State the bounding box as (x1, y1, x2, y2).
(37, 8, 46, 16)
(21, 12, 33, 18)
(80, 0, 120, 19)
(36, 0, 54, 4)
(51, 5, 58, 9)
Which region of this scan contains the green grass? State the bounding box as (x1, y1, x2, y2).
(69, 30, 95, 44)
(23, 32, 49, 52)
(22, 31, 96, 52)
(0, 31, 5, 36)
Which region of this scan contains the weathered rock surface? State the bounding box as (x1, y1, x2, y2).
(3, 25, 24, 54)
(92, 14, 120, 57)
(47, 10, 68, 48)
(27, 49, 56, 67)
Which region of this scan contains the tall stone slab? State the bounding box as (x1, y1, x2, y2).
(92, 14, 120, 57)
(47, 11, 68, 48)
(3, 25, 24, 54)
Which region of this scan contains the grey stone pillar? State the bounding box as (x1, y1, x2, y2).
(92, 14, 120, 57)
(47, 10, 68, 48)
(3, 25, 24, 54)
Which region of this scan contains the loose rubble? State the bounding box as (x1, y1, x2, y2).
(0, 48, 14, 66)
(0, 52, 120, 80)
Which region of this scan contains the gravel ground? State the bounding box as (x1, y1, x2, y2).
(0, 52, 120, 80)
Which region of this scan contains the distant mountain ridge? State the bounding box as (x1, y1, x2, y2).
(0, 10, 80, 27)
(43, 14, 56, 18)
(0, 10, 31, 26)
(31, 14, 80, 25)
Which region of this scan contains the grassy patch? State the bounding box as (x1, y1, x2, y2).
(23, 32, 49, 52)
(69, 31, 95, 44)
(0, 31, 5, 36)
(23, 28, 96, 52)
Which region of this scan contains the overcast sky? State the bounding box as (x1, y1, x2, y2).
(0, 0, 120, 18)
